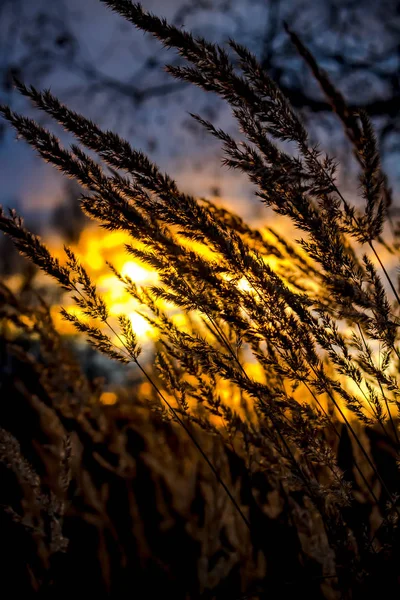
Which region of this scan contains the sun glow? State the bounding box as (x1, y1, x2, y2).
(46, 226, 158, 344)
(121, 261, 153, 283)
(5, 218, 394, 421)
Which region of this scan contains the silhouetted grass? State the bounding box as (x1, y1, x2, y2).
(1, 2, 400, 597)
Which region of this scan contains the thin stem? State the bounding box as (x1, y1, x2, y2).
(69, 280, 132, 360)
(369, 241, 400, 307)
(205, 315, 317, 501)
(357, 323, 399, 446)
(244, 270, 400, 516)
(70, 276, 252, 531)
(303, 381, 381, 511)
(134, 358, 252, 530)
(309, 362, 400, 516)
(303, 143, 400, 308)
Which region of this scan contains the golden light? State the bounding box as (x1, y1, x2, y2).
(5, 215, 392, 422)
(121, 261, 155, 283)
(237, 277, 252, 292)
(100, 391, 118, 405)
(44, 226, 159, 344)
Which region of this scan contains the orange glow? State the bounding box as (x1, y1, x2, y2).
(43, 218, 301, 348)
(139, 382, 152, 396)
(100, 391, 118, 405)
(46, 226, 158, 344)
(5, 215, 390, 422)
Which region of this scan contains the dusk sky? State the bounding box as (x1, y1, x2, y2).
(1, 0, 399, 227)
(0, 0, 262, 223)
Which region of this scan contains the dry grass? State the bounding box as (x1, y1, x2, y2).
(1, 1, 400, 597)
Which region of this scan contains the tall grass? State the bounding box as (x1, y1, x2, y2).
(1, 1, 400, 597)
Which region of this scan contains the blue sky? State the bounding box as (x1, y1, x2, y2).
(0, 0, 398, 229)
(0, 0, 261, 223)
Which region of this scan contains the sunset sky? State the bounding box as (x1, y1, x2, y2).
(0, 0, 264, 223)
(3, 0, 397, 230)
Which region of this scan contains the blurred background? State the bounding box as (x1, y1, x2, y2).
(1, 0, 399, 388)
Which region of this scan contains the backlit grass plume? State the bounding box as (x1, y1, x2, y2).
(1, 1, 400, 596)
